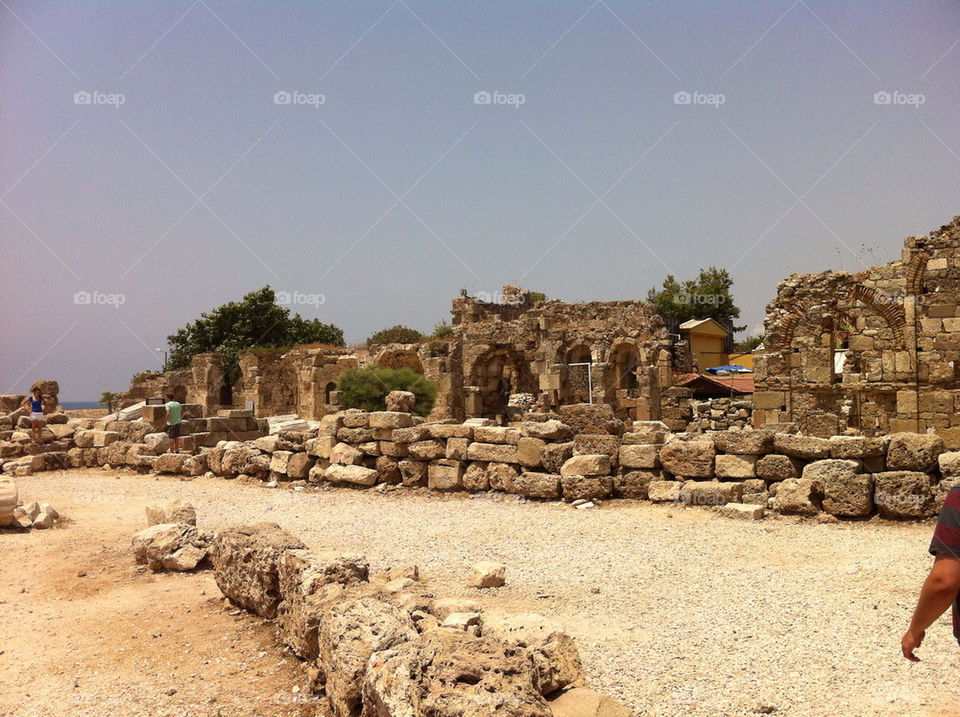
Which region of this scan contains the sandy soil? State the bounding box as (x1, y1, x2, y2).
(3, 469, 959, 716)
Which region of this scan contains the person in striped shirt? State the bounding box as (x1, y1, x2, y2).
(901, 485, 960, 661)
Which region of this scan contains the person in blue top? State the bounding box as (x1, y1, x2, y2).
(20, 386, 46, 444)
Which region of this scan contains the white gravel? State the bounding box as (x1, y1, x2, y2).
(15, 469, 960, 716)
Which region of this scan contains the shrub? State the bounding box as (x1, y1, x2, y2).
(337, 366, 438, 416)
(366, 325, 423, 346)
(431, 320, 454, 339)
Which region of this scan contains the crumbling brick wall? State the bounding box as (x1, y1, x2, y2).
(755, 215, 960, 440)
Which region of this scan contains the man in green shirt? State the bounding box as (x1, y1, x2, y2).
(164, 392, 183, 452)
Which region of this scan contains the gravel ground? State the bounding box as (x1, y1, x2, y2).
(12, 469, 960, 716)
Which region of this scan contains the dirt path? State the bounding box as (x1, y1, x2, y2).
(3, 469, 959, 716)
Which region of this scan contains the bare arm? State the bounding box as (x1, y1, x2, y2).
(902, 554, 960, 661)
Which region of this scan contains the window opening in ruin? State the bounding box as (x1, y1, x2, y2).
(324, 381, 337, 404)
(611, 344, 641, 390)
(567, 362, 594, 404)
(218, 382, 233, 407)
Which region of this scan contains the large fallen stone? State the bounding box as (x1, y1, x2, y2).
(145, 499, 196, 526)
(481, 611, 582, 696)
(277, 549, 369, 660)
(613, 470, 658, 499)
(519, 420, 572, 441)
(648, 480, 682, 503)
(874, 471, 936, 519)
(560, 455, 611, 476)
(325, 463, 378, 486)
(317, 597, 417, 715)
(714, 454, 757, 479)
(362, 630, 551, 717)
(886, 433, 945, 472)
(828, 435, 886, 459)
(680, 480, 742, 507)
(507, 472, 562, 499)
(939, 451, 960, 479)
(711, 429, 774, 455)
(719, 503, 764, 521)
(143, 432, 170, 454)
(560, 475, 613, 501)
(132, 523, 211, 572)
(210, 523, 305, 618)
(154, 452, 188, 474)
(803, 460, 870, 517)
(773, 478, 823, 516)
(773, 433, 831, 461)
(618, 444, 659, 469)
(467, 561, 506, 588)
(547, 687, 632, 717)
(659, 438, 715, 478)
(0, 478, 17, 527)
(756, 454, 802, 481)
(557, 404, 623, 436)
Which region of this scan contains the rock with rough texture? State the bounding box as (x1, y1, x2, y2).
(659, 438, 715, 478)
(210, 522, 305, 618)
(547, 687, 632, 717)
(939, 452, 960, 479)
(560, 455, 611, 476)
(773, 433, 831, 460)
(362, 630, 551, 717)
(385, 390, 416, 413)
(331, 442, 364, 466)
(618, 444, 659, 469)
(711, 430, 774, 455)
(428, 459, 464, 491)
(132, 522, 211, 572)
(756, 454, 803, 481)
(487, 462, 519, 492)
(886, 433, 945, 472)
(614, 470, 658, 499)
(560, 475, 613, 501)
(557, 404, 623, 436)
(803, 460, 870, 517)
(467, 442, 519, 464)
(714, 454, 757, 479)
(519, 420, 572, 441)
(143, 432, 171, 454)
(874, 471, 936, 519)
(773, 478, 823, 516)
(542, 442, 574, 474)
(467, 561, 506, 588)
(154, 452, 188, 474)
(680, 480, 742, 507)
(317, 596, 417, 715)
(719, 503, 764, 520)
(828, 435, 887, 459)
(325, 463, 378, 486)
(648, 480, 682, 503)
(277, 549, 370, 660)
(145, 499, 196, 526)
(508, 472, 561, 499)
(370, 411, 415, 429)
(481, 611, 583, 696)
(0, 478, 17, 527)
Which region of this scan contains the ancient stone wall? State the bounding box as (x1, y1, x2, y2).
(451, 287, 671, 423)
(755, 215, 960, 442)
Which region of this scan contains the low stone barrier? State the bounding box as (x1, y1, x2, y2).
(6, 402, 959, 521)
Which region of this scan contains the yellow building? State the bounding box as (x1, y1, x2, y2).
(680, 318, 730, 373)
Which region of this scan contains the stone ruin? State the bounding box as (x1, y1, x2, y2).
(130, 507, 630, 715)
(118, 285, 673, 428)
(755, 215, 960, 443)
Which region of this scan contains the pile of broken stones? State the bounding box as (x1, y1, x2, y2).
(132, 500, 631, 716)
(0, 477, 59, 530)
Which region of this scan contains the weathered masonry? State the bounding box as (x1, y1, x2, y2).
(754, 215, 960, 441)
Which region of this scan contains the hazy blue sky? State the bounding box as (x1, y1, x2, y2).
(2, 1, 958, 401)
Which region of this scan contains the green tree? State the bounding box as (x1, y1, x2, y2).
(336, 366, 437, 416)
(166, 286, 344, 375)
(367, 325, 424, 346)
(733, 334, 764, 353)
(430, 320, 454, 339)
(647, 267, 744, 331)
(99, 391, 118, 413)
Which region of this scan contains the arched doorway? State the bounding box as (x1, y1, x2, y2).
(324, 381, 337, 405)
(611, 343, 641, 390)
(469, 347, 534, 419)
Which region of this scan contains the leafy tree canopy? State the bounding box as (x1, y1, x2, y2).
(166, 286, 344, 373)
(647, 267, 744, 332)
(337, 366, 437, 416)
(733, 334, 764, 353)
(367, 325, 424, 346)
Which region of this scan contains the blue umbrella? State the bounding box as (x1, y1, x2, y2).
(706, 364, 753, 374)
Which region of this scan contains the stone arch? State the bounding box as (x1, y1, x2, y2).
(566, 344, 593, 364)
(324, 381, 337, 405)
(610, 341, 641, 389)
(468, 346, 535, 419)
(844, 285, 906, 345)
(906, 252, 930, 296)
